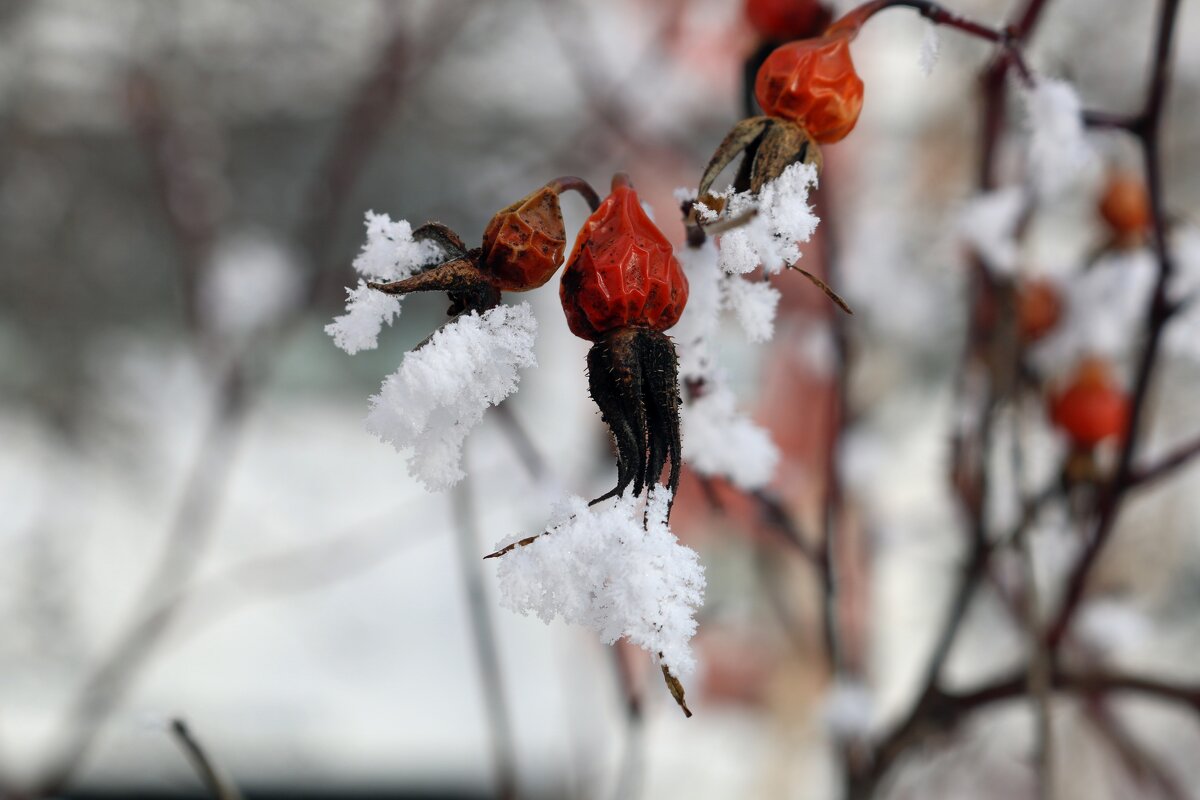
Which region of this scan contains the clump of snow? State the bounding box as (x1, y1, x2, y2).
(682, 377, 779, 490)
(712, 161, 821, 276)
(918, 24, 940, 77)
(1031, 249, 1156, 374)
(957, 187, 1026, 275)
(493, 487, 705, 677)
(1075, 598, 1151, 655)
(365, 302, 537, 491)
(722, 276, 781, 343)
(326, 282, 403, 356)
(352, 211, 442, 282)
(1023, 77, 1095, 196)
(671, 241, 723, 380)
(325, 212, 443, 354)
(821, 678, 875, 739)
(200, 231, 300, 338)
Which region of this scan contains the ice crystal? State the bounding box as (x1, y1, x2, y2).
(494, 487, 705, 677)
(365, 302, 537, 491)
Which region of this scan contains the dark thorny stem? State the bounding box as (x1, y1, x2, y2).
(1045, 0, 1182, 652)
(847, 1, 1052, 796)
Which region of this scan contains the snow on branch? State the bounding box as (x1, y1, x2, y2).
(493, 488, 706, 678)
(365, 302, 537, 491)
(682, 377, 780, 491)
(707, 161, 821, 277)
(325, 212, 444, 354)
(1023, 77, 1095, 196)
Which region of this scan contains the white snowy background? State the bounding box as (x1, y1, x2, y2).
(4, 0, 1200, 798)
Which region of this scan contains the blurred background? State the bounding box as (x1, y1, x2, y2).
(3, 0, 1200, 797)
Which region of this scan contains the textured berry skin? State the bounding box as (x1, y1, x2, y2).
(1049, 359, 1130, 448)
(560, 183, 688, 342)
(754, 35, 863, 143)
(745, 0, 831, 41)
(481, 186, 567, 291)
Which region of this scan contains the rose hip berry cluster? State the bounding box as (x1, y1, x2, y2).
(699, 3, 865, 199)
(369, 174, 688, 504)
(561, 174, 689, 504)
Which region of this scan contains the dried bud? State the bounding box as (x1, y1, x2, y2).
(754, 34, 863, 143)
(1049, 358, 1130, 448)
(482, 185, 567, 291)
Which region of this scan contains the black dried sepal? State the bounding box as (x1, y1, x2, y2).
(586, 327, 682, 506)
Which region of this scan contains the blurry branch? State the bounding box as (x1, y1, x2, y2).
(299, 1, 474, 310)
(453, 467, 519, 800)
(1085, 699, 1188, 800)
(169, 719, 244, 800)
(836, 0, 1035, 83)
(33, 8, 475, 794)
(125, 68, 222, 336)
(846, 0, 1053, 796)
(35, 365, 249, 796)
(1128, 433, 1200, 488)
(1044, 0, 1183, 652)
(870, 668, 1200, 786)
(535, 0, 692, 161)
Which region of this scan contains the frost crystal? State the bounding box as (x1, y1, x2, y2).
(326, 281, 403, 356)
(918, 24, 940, 77)
(200, 232, 299, 338)
(1023, 78, 1094, 196)
(325, 211, 443, 354)
(365, 303, 537, 491)
(494, 488, 706, 677)
(722, 275, 781, 343)
(682, 377, 779, 490)
(957, 187, 1025, 275)
(714, 161, 820, 275)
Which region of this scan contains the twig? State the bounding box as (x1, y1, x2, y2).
(169, 719, 244, 800)
(453, 467, 519, 800)
(1128, 433, 1200, 488)
(1045, 0, 1183, 651)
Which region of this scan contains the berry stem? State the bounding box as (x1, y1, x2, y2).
(545, 175, 602, 212)
(828, 0, 1034, 83)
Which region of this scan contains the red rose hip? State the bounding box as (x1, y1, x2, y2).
(560, 174, 689, 341)
(482, 185, 567, 291)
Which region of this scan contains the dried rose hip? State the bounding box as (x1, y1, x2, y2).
(560, 174, 689, 504)
(560, 177, 688, 341)
(482, 185, 567, 291)
(754, 33, 864, 143)
(1099, 171, 1151, 244)
(1018, 278, 1062, 344)
(1049, 358, 1130, 448)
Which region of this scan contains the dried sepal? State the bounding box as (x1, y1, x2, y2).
(586, 327, 682, 505)
(368, 254, 501, 316)
(699, 116, 823, 201)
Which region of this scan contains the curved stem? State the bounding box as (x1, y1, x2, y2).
(827, 0, 1034, 84)
(546, 175, 602, 212)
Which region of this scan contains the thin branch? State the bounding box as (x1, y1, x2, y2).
(1045, 0, 1183, 650)
(453, 469, 519, 800)
(1128, 433, 1200, 488)
(169, 719, 244, 800)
